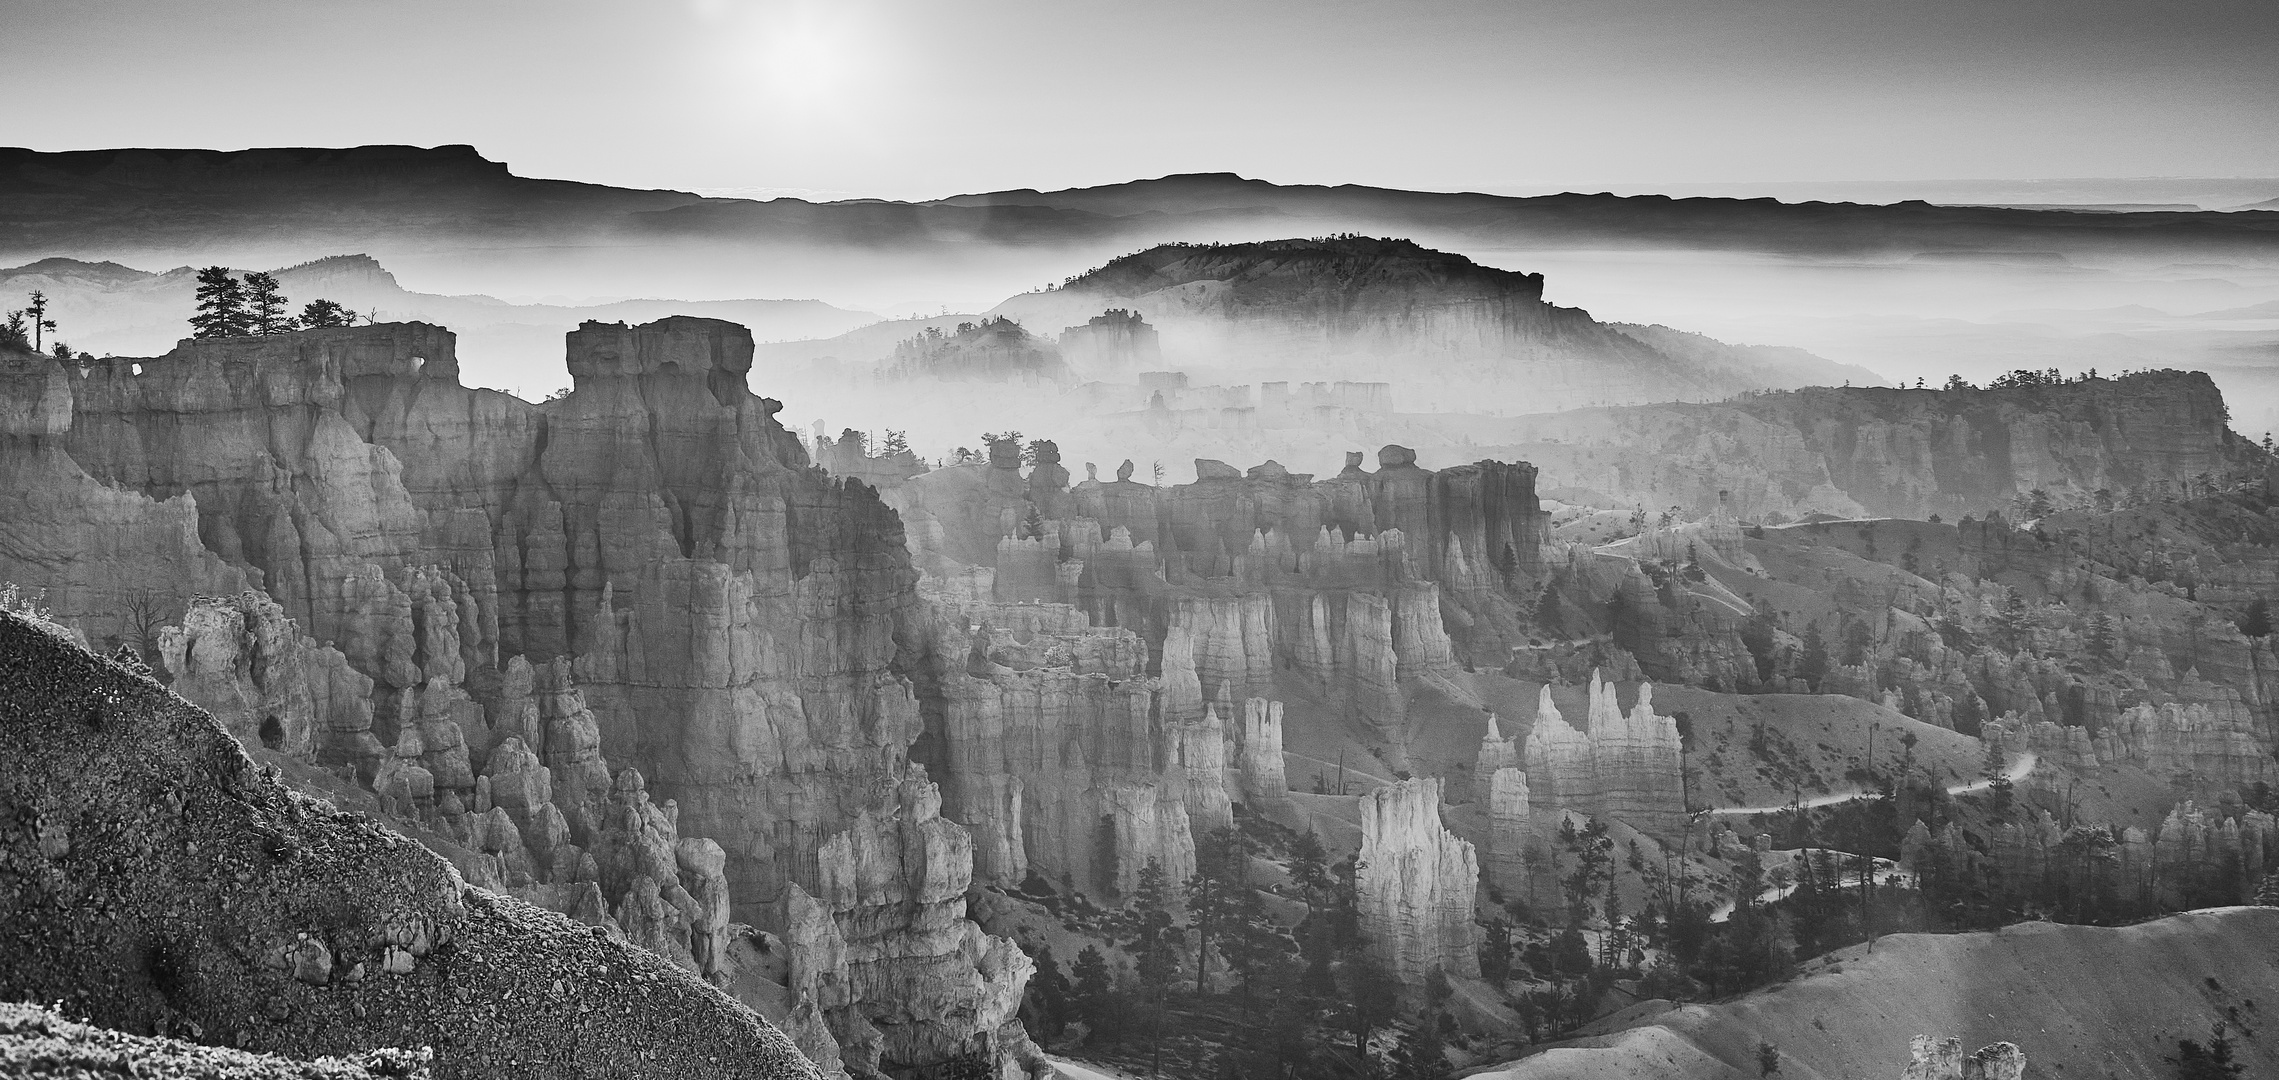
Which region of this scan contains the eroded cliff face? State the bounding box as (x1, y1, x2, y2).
(0, 321, 1033, 1080)
(1494, 371, 2251, 520)
(1355, 777, 1479, 985)
(889, 442, 1549, 705)
(1496, 676, 1685, 842)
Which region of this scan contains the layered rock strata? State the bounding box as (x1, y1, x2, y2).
(1356, 777, 1480, 984)
(1511, 675, 1685, 840)
(0, 321, 1027, 1080)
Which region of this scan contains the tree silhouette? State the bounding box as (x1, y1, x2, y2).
(191, 267, 249, 338)
(243, 271, 293, 334)
(25, 290, 55, 352)
(299, 298, 356, 328)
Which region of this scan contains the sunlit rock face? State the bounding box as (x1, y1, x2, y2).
(1356, 777, 1480, 985)
(0, 319, 1033, 1080)
(917, 591, 1199, 901)
(1483, 766, 1532, 898)
(1516, 674, 1686, 841)
(889, 439, 1549, 747)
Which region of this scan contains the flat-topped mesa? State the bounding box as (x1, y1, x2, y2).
(1520, 673, 1685, 840)
(1356, 777, 1480, 985)
(566, 316, 754, 381)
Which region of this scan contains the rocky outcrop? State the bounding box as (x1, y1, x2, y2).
(0, 608, 819, 1079)
(1236, 697, 1292, 818)
(877, 317, 1071, 384)
(1898, 1037, 2026, 1080)
(1056, 308, 1160, 377)
(1355, 777, 1479, 985)
(888, 438, 1551, 695)
(1483, 767, 1532, 898)
(0, 319, 1029, 1080)
(1516, 675, 1685, 840)
(801, 773, 1046, 1079)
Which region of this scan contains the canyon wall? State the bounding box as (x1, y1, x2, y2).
(0, 322, 1038, 1080)
(1495, 371, 2251, 520)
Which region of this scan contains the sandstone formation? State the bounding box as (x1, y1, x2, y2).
(886, 437, 1551, 698)
(1356, 777, 1480, 984)
(0, 320, 1032, 1080)
(1483, 766, 1532, 898)
(1056, 308, 1160, 377)
(0, 608, 818, 1079)
(1492, 371, 2252, 520)
(1515, 675, 1685, 840)
(1236, 696, 1293, 819)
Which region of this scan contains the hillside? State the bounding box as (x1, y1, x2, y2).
(1473, 907, 2279, 1080)
(0, 606, 819, 1079)
(985, 237, 1871, 407)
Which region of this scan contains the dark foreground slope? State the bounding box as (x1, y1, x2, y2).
(0, 608, 818, 1080)
(1, 1002, 431, 1079)
(1478, 907, 2279, 1080)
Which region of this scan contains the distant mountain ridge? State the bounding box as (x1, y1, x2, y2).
(7, 146, 2279, 264)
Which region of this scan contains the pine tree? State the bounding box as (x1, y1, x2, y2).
(2172, 1022, 2246, 1079)
(1389, 1019, 1450, 1080)
(190, 267, 249, 338)
(2088, 613, 2122, 661)
(1798, 622, 1831, 690)
(2240, 598, 2272, 641)
(242, 271, 293, 334)
(1071, 943, 1116, 1038)
(299, 297, 356, 328)
(1028, 945, 1073, 1035)
(2253, 870, 2279, 906)
(24, 289, 55, 352)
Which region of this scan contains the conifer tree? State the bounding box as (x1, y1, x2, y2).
(242, 271, 293, 334)
(299, 298, 356, 328)
(190, 267, 249, 338)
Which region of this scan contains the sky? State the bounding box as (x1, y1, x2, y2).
(6, 0, 2279, 201)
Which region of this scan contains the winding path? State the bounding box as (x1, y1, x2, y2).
(1706, 752, 2037, 817)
